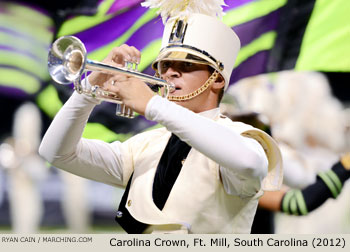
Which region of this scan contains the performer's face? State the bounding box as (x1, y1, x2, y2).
(159, 60, 215, 112)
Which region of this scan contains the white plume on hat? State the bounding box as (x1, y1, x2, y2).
(141, 0, 226, 23)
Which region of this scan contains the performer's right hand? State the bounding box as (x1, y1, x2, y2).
(88, 44, 141, 87)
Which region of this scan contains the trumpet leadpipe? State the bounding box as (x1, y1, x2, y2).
(84, 59, 172, 89)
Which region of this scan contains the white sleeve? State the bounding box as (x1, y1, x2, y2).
(39, 91, 126, 187)
(145, 96, 268, 196)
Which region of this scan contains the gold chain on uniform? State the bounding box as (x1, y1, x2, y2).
(167, 70, 219, 102)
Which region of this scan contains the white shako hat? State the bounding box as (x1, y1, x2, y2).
(142, 0, 241, 90)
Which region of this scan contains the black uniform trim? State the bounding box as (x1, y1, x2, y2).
(115, 173, 149, 234)
(152, 133, 192, 210)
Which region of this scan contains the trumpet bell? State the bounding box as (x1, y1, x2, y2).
(48, 36, 87, 85)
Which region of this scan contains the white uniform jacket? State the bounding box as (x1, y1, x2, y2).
(39, 92, 283, 234)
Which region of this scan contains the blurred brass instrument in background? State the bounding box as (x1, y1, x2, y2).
(48, 36, 174, 118)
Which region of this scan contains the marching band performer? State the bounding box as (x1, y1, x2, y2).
(39, 0, 282, 233)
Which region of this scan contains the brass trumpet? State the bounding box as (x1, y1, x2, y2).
(48, 36, 174, 118)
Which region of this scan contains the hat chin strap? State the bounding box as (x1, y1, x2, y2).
(167, 70, 220, 102)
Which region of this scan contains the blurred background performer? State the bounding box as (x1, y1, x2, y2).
(0, 103, 47, 233)
(224, 71, 350, 233)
